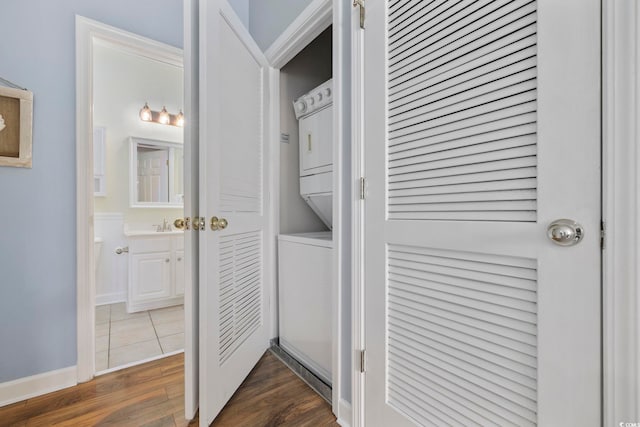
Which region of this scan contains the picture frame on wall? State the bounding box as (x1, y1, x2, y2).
(0, 85, 34, 168)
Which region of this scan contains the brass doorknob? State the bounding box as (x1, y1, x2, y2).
(210, 216, 229, 231)
(174, 217, 190, 230)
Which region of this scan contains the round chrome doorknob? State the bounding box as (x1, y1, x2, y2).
(547, 219, 584, 246)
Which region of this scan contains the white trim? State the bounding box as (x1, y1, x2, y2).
(0, 366, 77, 408)
(336, 399, 353, 427)
(331, 0, 347, 422)
(75, 15, 184, 383)
(350, 4, 365, 427)
(603, 0, 640, 424)
(183, 0, 199, 420)
(264, 0, 332, 69)
(267, 66, 280, 340)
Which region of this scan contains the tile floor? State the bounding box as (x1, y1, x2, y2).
(95, 302, 184, 371)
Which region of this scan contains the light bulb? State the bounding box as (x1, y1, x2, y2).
(139, 102, 152, 121)
(158, 106, 170, 125)
(176, 110, 184, 127)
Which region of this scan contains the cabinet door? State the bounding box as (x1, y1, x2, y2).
(130, 252, 172, 302)
(299, 106, 333, 175)
(174, 249, 185, 296)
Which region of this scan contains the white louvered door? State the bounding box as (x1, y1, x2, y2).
(362, 1, 601, 426)
(199, 1, 270, 425)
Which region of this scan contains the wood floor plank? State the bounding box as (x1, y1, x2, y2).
(211, 351, 338, 427)
(0, 350, 337, 427)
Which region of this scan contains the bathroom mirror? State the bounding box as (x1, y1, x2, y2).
(129, 137, 184, 208)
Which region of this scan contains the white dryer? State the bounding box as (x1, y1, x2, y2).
(294, 79, 333, 229)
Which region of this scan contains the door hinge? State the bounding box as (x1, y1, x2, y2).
(360, 177, 366, 200)
(353, 0, 365, 29)
(601, 220, 606, 249)
(359, 349, 366, 373)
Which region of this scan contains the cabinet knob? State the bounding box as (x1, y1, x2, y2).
(165, 258, 170, 263)
(177, 257, 182, 261)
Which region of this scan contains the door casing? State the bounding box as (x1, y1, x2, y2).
(74, 16, 193, 399)
(263, 0, 352, 423)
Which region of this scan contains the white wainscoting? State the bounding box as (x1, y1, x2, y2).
(0, 366, 77, 407)
(94, 213, 127, 305)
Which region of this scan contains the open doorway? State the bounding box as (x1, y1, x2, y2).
(92, 39, 185, 373)
(75, 15, 195, 395)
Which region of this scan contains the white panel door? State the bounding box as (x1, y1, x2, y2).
(362, 1, 601, 426)
(199, 1, 270, 425)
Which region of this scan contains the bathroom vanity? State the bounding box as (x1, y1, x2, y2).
(125, 230, 184, 313)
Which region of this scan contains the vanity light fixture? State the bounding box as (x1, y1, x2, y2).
(158, 106, 170, 125)
(138, 103, 184, 127)
(139, 102, 152, 121)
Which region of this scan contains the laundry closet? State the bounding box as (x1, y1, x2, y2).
(275, 27, 334, 389)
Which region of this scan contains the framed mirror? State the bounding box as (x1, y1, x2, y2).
(129, 136, 183, 208)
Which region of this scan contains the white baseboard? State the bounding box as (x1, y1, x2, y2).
(96, 292, 126, 306)
(0, 366, 77, 408)
(337, 398, 352, 427)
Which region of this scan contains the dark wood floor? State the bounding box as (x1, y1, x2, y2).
(0, 351, 338, 427)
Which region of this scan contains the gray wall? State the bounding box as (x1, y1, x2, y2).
(248, 0, 314, 51)
(0, 0, 182, 383)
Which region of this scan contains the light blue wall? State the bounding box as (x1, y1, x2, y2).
(248, 0, 314, 51)
(228, 0, 250, 29)
(0, 0, 182, 383)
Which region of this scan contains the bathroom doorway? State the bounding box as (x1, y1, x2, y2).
(91, 37, 186, 373)
(75, 18, 196, 414)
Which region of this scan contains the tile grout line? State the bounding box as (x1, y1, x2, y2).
(149, 310, 164, 354)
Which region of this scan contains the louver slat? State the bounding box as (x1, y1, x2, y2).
(387, 0, 538, 223)
(218, 231, 262, 364)
(387, 244, 538, 426)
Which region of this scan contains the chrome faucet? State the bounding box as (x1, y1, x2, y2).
(153, 218, 172, 232)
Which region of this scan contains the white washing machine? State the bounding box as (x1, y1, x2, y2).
(278, 231, 333, 385)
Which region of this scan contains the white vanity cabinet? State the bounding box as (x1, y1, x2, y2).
(127, 233, 184, 313)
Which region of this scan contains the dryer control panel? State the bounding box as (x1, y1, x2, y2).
(293, 79, 333, 120)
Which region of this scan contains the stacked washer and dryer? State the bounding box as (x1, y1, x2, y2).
(277, 79, 333, 385)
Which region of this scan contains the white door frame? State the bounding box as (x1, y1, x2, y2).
(602, 0, 640, 424)
(75, 16, 185, 381)
(183, 0, 200, 419)
(350, 2, 640, 426)
(264, 0, 352, 424)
